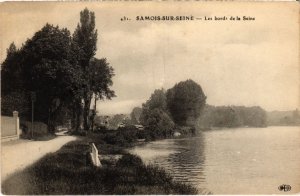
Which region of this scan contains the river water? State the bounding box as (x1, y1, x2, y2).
(129, 126, 300, 194)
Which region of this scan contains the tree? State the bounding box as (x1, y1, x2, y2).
(1, 43, 26, 93)
(130, 107, 142, 124)
(139, 89, 175, 139)
(2, 9, 115, 133)
(89, 58, 115, 131)
(1, 90, 30, 118)
(1, 43, 31, 118)
(72, 8, 98, 131)
(139, 88, 169, 127)
(242, 106, 266, 127)
(143, 89, 168, 112)
(166, 79, 206, 126)
(18, 24, 81, 133)
(140, 108, 175, 139)
(197, 105, 267, 128)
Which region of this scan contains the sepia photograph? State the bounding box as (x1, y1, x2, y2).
(0, 2, 299, 195)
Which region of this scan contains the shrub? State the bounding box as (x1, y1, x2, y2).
(113, 185, 136, 194)
(94, 125, 108, 132)
(116, 154, 143, 168)
(141, 108, 175, 140)
(136, 164, 173, 186)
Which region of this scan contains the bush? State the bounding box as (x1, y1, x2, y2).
(102, 128, 139, 146)
(20, 121, 56, 141)
(71, 130, 87, 136)
(140, 108, 175, 140)
(116, 154, 143, 168)
(113, 185, 136, 194)
(94, 125, 108, 132)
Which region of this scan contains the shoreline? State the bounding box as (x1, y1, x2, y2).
(2, 130, 203, 195)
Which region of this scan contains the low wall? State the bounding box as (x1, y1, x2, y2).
(1, 111, 20, 141)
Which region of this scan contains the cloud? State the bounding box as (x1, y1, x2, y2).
(1, 2, 299, 114)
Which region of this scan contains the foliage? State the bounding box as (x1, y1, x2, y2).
(88, 58, 115, 130)
(267, 109, 300, 126)
(107, 114, 129, 130)
(72, 8, 100, 131)
(1, 43, 24, 94)
(140, 108, 175, 139)
(1, 43, 31, 119)
(116, 154, 143, 168)
(1, 9, 115, 133)
(1, 90, 30, 119)
(1, 24, 82, 133)
(89, 58, 115, 100)
(197, 105, 267, 128)
(139, 80, 206, 139)
(130, 107, 142, 124)
(166, 79, 206, 126)
(143, 89, 168, 112)
(102, 127, 138, 146)
(139, 89, 175, 139)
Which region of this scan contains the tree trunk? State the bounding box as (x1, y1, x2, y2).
(75, 100, 82, 132)
(71, 105, 76, 131)
(47, 109, 56, 134)
(83, 91, 92, 131)
(75, 108, 81, 131)
(47, 99, 63, 134)
(71, 99, 82, 133)
(91, 95, 97, 132)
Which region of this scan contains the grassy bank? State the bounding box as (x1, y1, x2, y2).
(2, 132, 202, 195)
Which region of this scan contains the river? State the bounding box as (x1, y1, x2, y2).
(129, 126, 300, 194)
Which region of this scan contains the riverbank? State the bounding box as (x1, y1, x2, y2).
(1, 133, 77, 183)
(2, 131, 201, 195)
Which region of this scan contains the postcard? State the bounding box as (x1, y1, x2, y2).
(1, 1, 299, 195)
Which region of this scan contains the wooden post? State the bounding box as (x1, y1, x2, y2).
(31, 92, 36, 139)
(13, 111, 19, 138)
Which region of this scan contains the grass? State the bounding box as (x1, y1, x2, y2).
(2, 130, 206, 195)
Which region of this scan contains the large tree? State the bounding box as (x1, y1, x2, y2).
(143, 89, 168, 112)
(1, 43, 24, 94)
(1, 43, 31, 118)
(17, 24, 81, 133)
(72, 8, 98, 131)
(140, 89, 175, 138)
(166, 79, 206, 126)
(89, 58, 115, 131)
(2, 9, 115, 133)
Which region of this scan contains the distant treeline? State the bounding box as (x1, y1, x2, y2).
(197, 105, 267, 128)
(267, 109, 300, 126)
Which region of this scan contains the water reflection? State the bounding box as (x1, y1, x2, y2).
(129, 127, 300, 194)
(166, 134, 206, 184)
(129, 132, 209, 191)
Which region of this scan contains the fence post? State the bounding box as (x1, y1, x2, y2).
(13, 111, 19, 138)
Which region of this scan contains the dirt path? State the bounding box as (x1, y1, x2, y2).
(1, 132, 77, 182)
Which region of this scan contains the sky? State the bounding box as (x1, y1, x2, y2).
(0, 2, 299, 115)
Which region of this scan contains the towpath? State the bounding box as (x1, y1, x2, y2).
(1, 132, 77, 182)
